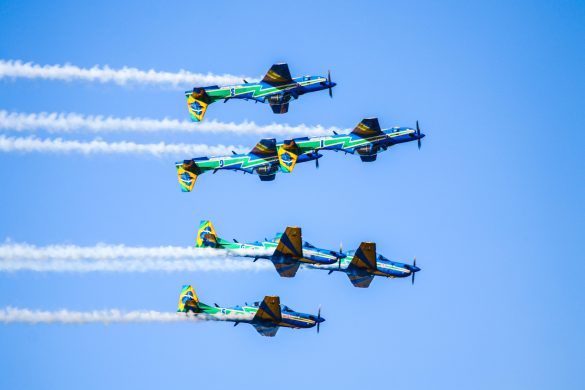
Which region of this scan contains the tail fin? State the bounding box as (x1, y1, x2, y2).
(178, 285, 199, 312)
(278, 140, 300, 173)
(187, 88, 210, 122)
(196, 220, 219, 248)
(176, 160, 200, 192)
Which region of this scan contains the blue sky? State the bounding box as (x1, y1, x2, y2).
(1, 0, 584, 388)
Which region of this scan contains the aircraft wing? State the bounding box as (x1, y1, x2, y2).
(351, 118, 383, 137)
(347, 273, 375, 288)
(271, 260, 301, 278)
(274, 227, 303, 258)
(253, 296, 282, 323)
(249, 138, 277, 157)
(270, 102, 289, 114)
(252, 323, 279, 337)
(349, 242, 378, 270)
(261, 63, 293, 85)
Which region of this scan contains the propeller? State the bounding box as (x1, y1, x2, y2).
(338, 242, 343, 269)
(317, 305, 322, 334)
(416, 121, 422, 150)
(412, 257, 417, 285)
(315, 154, 319, 169)
(328, 70, 333, 98)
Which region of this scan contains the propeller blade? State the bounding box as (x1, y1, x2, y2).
(416, 120, 421, 150)
(316, 156, 319, 169)
(338, 242, 343, 269)
(328, 70, 333, 98)
(317, 305, 322, 334)
(412, 256, 417, 285)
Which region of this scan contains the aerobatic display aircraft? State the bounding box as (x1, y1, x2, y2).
(176, 117, 425, 191)
(195, 220, 344, 277)
(196, 220, 421, 287)
(186, 63, 336, 121)
(177, 285, 324, 337)
(176, 138, 322, 192)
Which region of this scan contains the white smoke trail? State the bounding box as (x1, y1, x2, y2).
(0, 135, 245, 156)
(0, 243, 273, 272)
(0, 259, 272, 273)
(0, 308, 252, 324)
(0, 60, 258, 87)
(0, 110, 342, 136)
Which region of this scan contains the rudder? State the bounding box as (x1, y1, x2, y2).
(178, 285, 199, 312)
(196, 220, 219, 248)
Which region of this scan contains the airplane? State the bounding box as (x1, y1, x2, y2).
(196, 220, 345, 277)
(177, 285, 324, 337)
(186, 63, 336, 121)
(176, 117, 425, 191)
(196, 220, 421, 287)
(176, 138, 322, 192)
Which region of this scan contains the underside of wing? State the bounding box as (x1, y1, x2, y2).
(262, 63, 293, 85)
(252, 323, 279, 337)
(347, 273, 375, 288)
(271, 259, 301, 278)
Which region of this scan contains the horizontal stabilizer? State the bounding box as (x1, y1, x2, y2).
(351, 118, 383, 137)
(253, 296, 282, 323)
(261, 63, 293, 85)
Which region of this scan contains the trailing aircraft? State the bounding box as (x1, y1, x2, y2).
(196, 220, 420, 287)
(196, 220, 344, 277)
(176, 117, 424, 191)
(186, 63, 335, 121)
(177, 285, 324, 337)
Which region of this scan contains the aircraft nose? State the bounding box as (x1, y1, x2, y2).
(411, 265, 421, 273)
(329, 81, 337, 88)
(317, 316, 326, 323)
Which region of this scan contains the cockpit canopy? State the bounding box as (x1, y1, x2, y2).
(281, 305, 295, 312)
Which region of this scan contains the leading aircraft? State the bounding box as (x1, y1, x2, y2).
(176, 117, 425, 191)
(196, 220, 421, 287)
(186, 63, 336, 121)
(177, 285, 324, 337)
